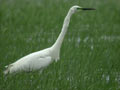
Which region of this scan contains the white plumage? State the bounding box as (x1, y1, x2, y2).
(4, 5, 95, 74)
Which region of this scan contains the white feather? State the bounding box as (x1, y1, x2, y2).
(4, 5, 95, 74)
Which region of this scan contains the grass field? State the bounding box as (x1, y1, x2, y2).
(0, 0, 120, 90)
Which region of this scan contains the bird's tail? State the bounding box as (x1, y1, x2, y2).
(4, 64, 13, 75)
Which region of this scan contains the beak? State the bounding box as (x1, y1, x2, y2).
(81, 8, 96, 10)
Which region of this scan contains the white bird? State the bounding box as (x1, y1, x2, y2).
(4, 5, 95, 74)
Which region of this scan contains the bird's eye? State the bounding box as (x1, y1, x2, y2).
(77, 7, 81, 10)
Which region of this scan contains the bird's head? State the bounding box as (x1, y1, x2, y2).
(70, 5, 95, 14)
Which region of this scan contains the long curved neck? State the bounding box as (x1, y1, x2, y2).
(52, 10, 73, 50)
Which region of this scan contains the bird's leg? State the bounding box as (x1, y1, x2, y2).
(39, 69, 43, 74)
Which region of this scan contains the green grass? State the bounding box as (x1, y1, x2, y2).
(0, 0, 120, 90)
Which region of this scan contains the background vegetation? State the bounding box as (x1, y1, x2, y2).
(0, 0, 120, 90)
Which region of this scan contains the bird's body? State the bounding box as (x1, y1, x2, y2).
(4, 47, 58, 74)
(5, 48, 52, 73)
(4, 5, 95, 74)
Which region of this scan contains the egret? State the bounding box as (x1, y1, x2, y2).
(4, 5, 95, 74)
